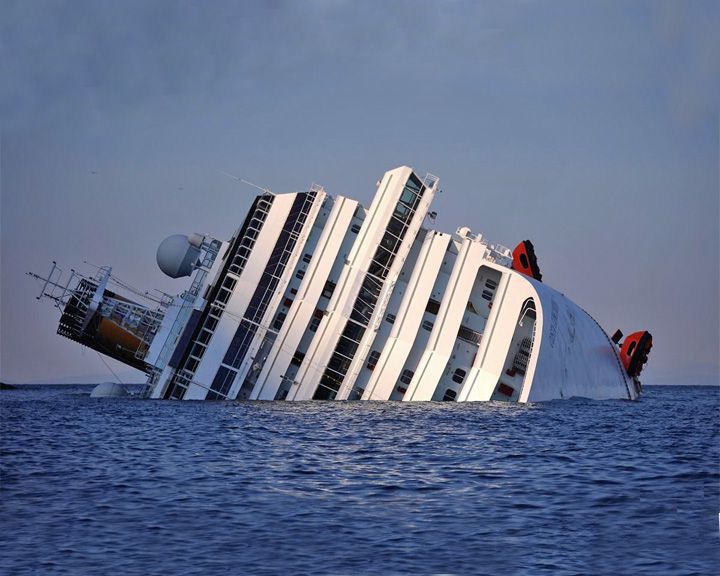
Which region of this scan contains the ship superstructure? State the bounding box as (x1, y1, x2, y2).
(30, 166, 651, 402)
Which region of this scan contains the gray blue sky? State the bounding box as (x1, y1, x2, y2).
(1, 0, 718, 385)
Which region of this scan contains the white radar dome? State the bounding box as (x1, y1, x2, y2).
(456, 226, 472, 239)
(156, 234, 201, 278)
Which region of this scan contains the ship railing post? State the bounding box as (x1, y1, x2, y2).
(36, 261, 57, 300)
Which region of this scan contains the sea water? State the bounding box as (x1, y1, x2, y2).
(1, 385, 718, 575)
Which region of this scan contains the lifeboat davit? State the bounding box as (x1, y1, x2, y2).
(511, 240, 542, 281)
(619, 331, 653, 378)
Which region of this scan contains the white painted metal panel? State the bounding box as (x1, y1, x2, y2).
(226, 190, 327, 399)
(253, 197, 358, 400)
(292, 167, 416, 400)
(403, 236, 488, 401)
(346, 230, 428, 399)
(362, 231, 450, 400)
(335, 171, 439, 400)
(524, 281, 632, 402)
(458, 270, 537, 401)
(184, 194, 296, 399)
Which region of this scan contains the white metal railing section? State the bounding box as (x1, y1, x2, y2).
(486, 243, 513, 267)
(101, 297, 164, 343)
(423, 173, 439, 190)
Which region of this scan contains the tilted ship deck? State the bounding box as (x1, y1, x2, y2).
(30, 166, 652, 402)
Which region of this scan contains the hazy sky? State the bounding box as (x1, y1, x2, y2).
(1, 0, 718, 385)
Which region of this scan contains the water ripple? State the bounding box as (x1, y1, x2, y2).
(1, 384, 718, 575)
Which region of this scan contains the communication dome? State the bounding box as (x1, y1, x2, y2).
(456, 226, 472, 238)
(156, 234, 201, 278)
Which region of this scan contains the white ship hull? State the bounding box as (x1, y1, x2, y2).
(31, 166, 649, 402)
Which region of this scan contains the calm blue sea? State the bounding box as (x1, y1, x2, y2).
(1, 385, 718, 575)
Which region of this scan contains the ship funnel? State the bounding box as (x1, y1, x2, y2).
(157, 234, 202, 278)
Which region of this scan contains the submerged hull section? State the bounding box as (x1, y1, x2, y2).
(33, 166, 648, 402)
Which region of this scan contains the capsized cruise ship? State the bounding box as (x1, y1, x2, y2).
(30, 166, 652, 402)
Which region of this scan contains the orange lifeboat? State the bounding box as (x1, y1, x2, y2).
(511, 240, 542, 281)
(618, 331, 653, 378)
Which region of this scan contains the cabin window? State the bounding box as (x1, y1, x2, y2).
(296, 269, 305, 280)
(366, 350, 381, 371)
(457, 325, 482, 345)
(322, 280, 336, 299)
(351, 223, 362, 234)
(485, 278, 497, 290)
(400, 187, 419, 207)
(372, 248, 393, 273)
(309, 309, 324, 332)
(497, 382, 515, 397)
(209, 365, 237, 398)
(386, 217, 406, 239)
(443, 389, 457, 401)
(368, 260, 390, 280)
(342, 321, 364, 344)
(452, 368, 466, 384)
(482, 290, 493, 301)
(190, 343, 206, 359)
(393, 201, 411, 219)
(400, 369, 414, 385)
(426, 298, 440, 315)
(302, 253, 312, 263)
(422, 320, 434, 331)
(283, 298, 294, 308)
(223, 277, 237, 290)
(216, 288, 232, 304)
(290, 287, 298, 295)
(386, 313, 396, 324)
(273, 312, 287, 330)
(290, 350, 305, 366)
(380, 231, 401, 253)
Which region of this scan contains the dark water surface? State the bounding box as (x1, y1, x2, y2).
(1, 385, 718, 575)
